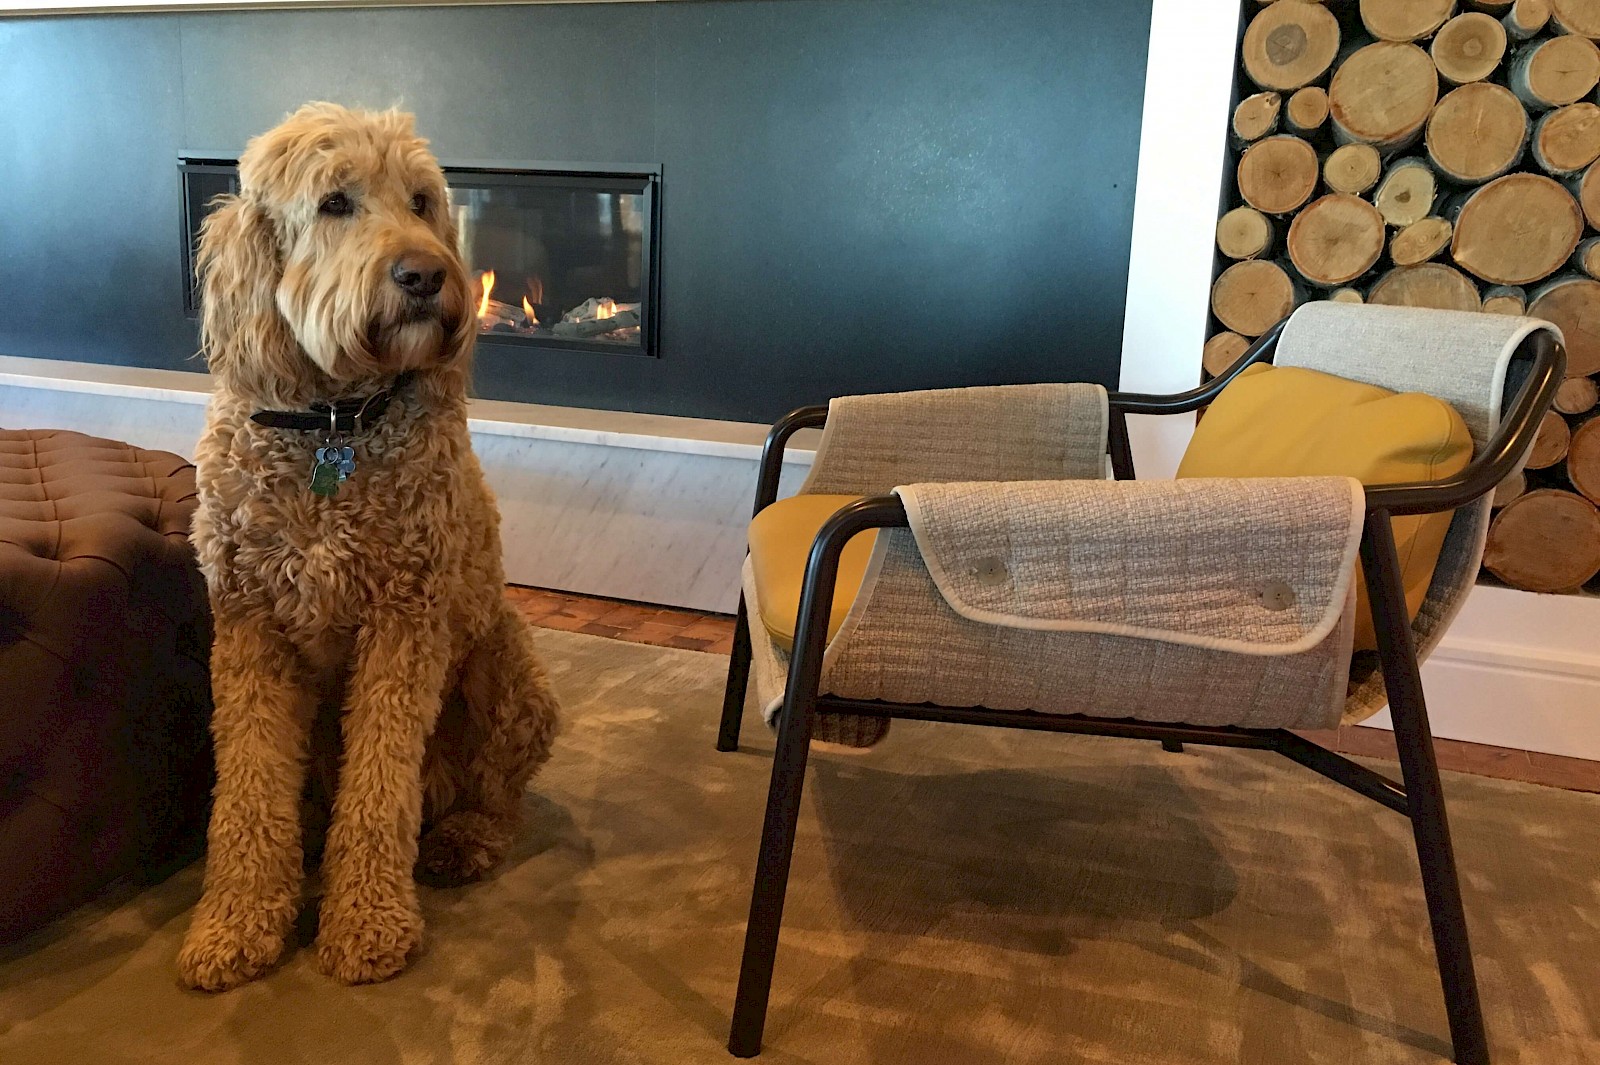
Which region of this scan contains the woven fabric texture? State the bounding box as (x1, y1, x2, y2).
(819, 527, 1354, 732)
(895, 478, 1364, 654)
(1275, 304, 1561, 722)
(801, 383, 1108, 497)
(1276, 303, 1557, 451)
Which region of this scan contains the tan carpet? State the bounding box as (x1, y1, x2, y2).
(1, 628, 1597, 1064)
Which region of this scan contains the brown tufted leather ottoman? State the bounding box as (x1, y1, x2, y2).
(0, 429, 213, 943)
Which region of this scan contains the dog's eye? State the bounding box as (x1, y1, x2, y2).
(319, 192, 354, 217)
(410, 193, 428, 216)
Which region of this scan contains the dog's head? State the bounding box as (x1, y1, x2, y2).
(197, 103, 474, 404)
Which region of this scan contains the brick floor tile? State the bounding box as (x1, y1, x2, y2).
(530, 612, 593, 632)
(1526, 751, 1600, 794)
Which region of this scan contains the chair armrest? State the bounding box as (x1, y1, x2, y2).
(788, 497, 908, 669)
(1363, 328, 1566, 516)
(1109, 318, 1286, 417)
(753, 404, 829, 517)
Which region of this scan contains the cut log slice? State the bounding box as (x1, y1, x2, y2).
(1391, 216, 1455, 265)
(1238, 135, 1322, 214)
(1569, 416, 1600, 504)
(1483, 284, 1529, 314)
(1554, 375, 1600, 415)
(1425, 82, 1531, 184)
(1203, 331, 1253, 378)
(1431, 12, 1509, 84)
(1526, 409, 1574, 468)
(1569, 161, 1600, 228)
(1572, 236, 1600, 278)
(1373, 157, 1440, 227)
(1367, 263, 1484, 311)
(1235, 92, 1284, 143)
(1503, 0, 1553, 39)
(1533, 103, 1600, 178)
(1243, 1, 1344, 91)
(1288, 194, 1387, 285)
(1492, 470, 1527, 508)
(1286, 86, 1331, 133)
(1324, 142, 1384, 194)
(1217, 206, 1276, 260)
(1529, 276, 1600, 375)
(1329, 286, 1367, 303)
(1361, 0, 1458, 40)
(1452, 174, 1583, 285)
(1483, 489, 1600, 592)
(1329, 42, 1440, 149)
(1509, 34, 1600, 110)
(1551, 0, 1600, 36)
(1212, 259, 1302, 337)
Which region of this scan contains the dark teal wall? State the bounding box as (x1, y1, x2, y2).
(0, 1, 1153, 422)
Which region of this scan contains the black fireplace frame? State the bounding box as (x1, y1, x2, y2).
(178, 154, 662, 359)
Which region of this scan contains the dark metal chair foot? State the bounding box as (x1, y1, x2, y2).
(718, 598, 754, 752)
(1161, 739, 1184, 753)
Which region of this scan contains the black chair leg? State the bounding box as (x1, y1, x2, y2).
(728, 677, 818, 1057)
(1161, 740, 1184, 753)
(718, 596, 754, 752)
(1362, 512, 1490, 1065)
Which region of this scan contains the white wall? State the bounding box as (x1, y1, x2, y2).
(1118, 0, 1242, 478)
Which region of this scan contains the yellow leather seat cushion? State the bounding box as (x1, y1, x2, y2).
(1177, 363, 1473, 651)
(749, 494, 875, 653)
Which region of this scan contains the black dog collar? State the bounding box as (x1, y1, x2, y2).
(250, 371, 416, 434)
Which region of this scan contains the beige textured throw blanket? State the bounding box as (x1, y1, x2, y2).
(801, 383, 1110, 497)
(753, 477, 1367, 746)
(1276, 303, 1565, 721)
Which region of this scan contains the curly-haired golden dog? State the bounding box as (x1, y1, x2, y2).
(178, 103, 560, 991)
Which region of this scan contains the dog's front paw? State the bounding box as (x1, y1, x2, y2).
(417, 811, 512, 886)
(314, 894, 423, 984)
(178, 906, 293, 992)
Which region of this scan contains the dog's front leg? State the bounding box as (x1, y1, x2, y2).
(314, 618, 450, 984)
(179, 616, 315, 991)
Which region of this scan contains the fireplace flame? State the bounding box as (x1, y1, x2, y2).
(521, 297, 539, 325)
(525, 276, 545, 306)
(477, 270, 495, 319)
(595, 297, 617, 320)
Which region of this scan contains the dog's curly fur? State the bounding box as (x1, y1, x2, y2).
(178, 103, 560, 991)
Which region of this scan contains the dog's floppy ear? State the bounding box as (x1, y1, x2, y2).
(196, 194, 318, 404)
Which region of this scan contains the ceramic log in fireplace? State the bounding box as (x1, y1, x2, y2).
(179, 156, 661, 358)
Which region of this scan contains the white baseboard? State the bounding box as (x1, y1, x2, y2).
(1366, 586, 1600, 762)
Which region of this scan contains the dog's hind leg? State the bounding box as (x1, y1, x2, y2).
(179, 618, 317, 991)
(417, 602, 560, 885)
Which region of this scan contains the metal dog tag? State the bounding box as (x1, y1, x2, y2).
(310, 447, 344, 496)
(309, 431, 356, 496)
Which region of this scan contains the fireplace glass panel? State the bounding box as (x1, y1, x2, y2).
(179, 160, 658, 357)
(448, 172, 654, 355)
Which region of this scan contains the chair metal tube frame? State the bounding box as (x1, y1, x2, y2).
(719, 320, 1566, 1061)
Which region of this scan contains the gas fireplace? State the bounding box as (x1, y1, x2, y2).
(180, 157, 660, 358)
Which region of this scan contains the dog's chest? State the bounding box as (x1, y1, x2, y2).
(208, 436, 465, 632)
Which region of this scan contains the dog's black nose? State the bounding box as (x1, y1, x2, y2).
(391, 253, 447, 299)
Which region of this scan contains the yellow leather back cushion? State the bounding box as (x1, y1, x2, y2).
(1177, 364, 1473, 651)
(749, 494, 875, 653)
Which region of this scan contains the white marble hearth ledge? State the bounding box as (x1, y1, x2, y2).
(0, 354, 818, 464)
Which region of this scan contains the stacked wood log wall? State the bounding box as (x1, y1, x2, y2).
(1212, 0, 1600, 594)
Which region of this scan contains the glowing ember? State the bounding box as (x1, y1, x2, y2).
(476, 270, 495, 319)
